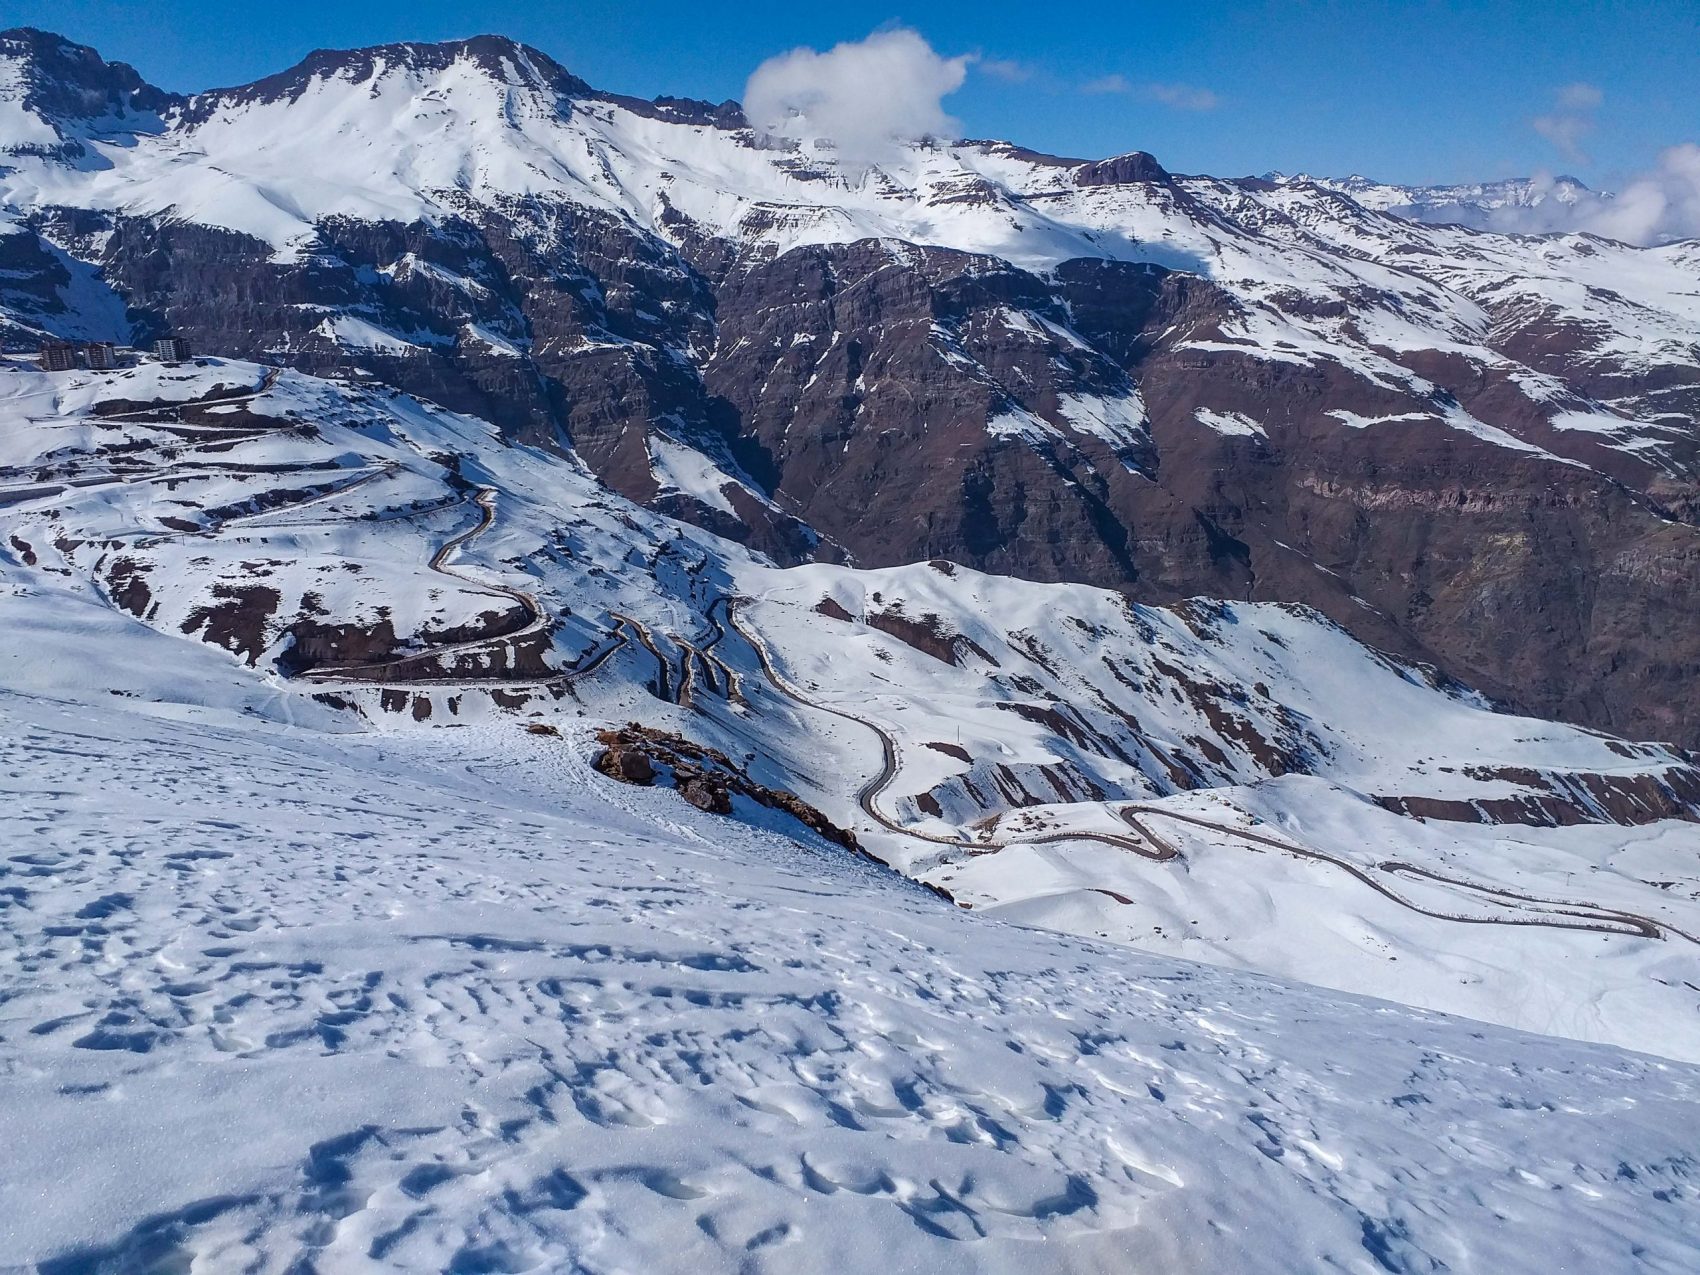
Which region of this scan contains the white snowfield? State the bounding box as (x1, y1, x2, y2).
(3, 586, 1700, 1273)
(4, 357, 1699, 1076)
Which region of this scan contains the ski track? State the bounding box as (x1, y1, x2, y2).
(3, 693, 1700, 1273)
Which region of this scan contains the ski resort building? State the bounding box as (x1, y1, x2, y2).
(152, 337, 191, 362)
(37, 342, 76, 371)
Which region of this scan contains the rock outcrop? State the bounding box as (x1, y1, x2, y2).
(593, 724, 860, 850)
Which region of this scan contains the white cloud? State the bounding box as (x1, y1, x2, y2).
(1532, 82, 1603, 165)
(1082, 73, 1133, 95)
(1570, 143, 1700, 244)
(1081, 75, 1220, 110)
(1532, 113, 1593, 164)
(1498, 82, 1700, 243)
(1476, 145, 1700, 245)
(1145, 82, 1221, 112)
(1556, 82, 1604, 111)
(978, 57, 1033, 84)
(743, 29, 970, 174)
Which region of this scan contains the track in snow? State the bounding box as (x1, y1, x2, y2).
(723, 601, 1689, 943)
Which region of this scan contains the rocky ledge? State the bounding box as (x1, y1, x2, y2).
(591, 724, 860, 851)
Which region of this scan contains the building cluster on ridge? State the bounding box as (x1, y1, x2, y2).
(34, 337, 191, 372)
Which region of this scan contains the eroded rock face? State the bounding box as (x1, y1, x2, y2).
(37, 203, 1693, 744)
(593, 724, 859, 850)
(1376, 760, 1700, 828)
(0, 28, 177, 162)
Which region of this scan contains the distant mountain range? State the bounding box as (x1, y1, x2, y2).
(3, 26, 1696, 749)
(1265, 171, 1600, 230)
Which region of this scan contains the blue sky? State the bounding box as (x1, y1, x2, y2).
(6, 0, 1695, 187)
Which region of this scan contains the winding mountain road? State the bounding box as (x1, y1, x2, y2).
(726, 599, 1691, 944)
(611, 611, 674, 703)
(298, 486, 545, 682)
(696, 597, 746, 704)
(1383, 860, 1700, 945)
(1130, 806, 1696, 945)
(293, 486, 646, 695)
(725, 598, 1176, 865)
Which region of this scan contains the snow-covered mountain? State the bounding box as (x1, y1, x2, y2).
(5, 353, 1698, 1057)
(1268, 170, 1598, 230)
(4, 27, 1700, 1269)
(1, 27, 1698, 748)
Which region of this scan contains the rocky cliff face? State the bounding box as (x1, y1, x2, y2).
(2, 28, 1697, 743)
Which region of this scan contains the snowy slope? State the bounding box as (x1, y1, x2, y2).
(3, 585, 1700, 1272)
(736, 560, 1700, 1060)
(4, 356, 1699, 1067)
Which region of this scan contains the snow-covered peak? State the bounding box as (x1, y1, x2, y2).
(1269, 170, 1599, 228)
(0, 27, 176, 159)
(1072, 149, 1173, 186)
(178, 34, 593, 125)
(0, 31, 762, 256)
(172, 34, 749, 146)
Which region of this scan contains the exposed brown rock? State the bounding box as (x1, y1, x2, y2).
(865, 609, 961, 665)
(922, 741, 972, 763)
(178, 584, 279, 664)
(1376, 765, 1700, 828)
(593, 724, 857, 850)
(283, 618, 403, 672)
(103, 557, 153, 617)
(12, 119, 1695, 749)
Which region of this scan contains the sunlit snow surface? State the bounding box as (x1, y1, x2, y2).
(2, 589, 1699, 1273)
(2, 357, 1699, 1269)
(4, 357, 1700, 1072)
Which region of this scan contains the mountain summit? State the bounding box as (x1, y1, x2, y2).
(178, 34, 596, 118)
(0, 27, 177, 158)
(1267, 169, 1601, 230)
